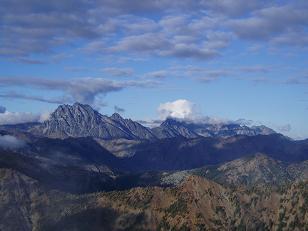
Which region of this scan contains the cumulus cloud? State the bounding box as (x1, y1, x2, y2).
(0, 135, 26, 149)
(158, 99, 199, 120)
(0, 106, 6, 113)
(157, 99, 256, 125)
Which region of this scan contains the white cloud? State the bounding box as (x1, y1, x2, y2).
(0, 111, 40, 125)
(0, 135, 26, 149)
(0, 110, 50, 125)
(158, 99, 199, 120)
(39, 112, 51, 122)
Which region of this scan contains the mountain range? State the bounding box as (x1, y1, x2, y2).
(0, 102, 307, 230)
(1, 102, 277, 141)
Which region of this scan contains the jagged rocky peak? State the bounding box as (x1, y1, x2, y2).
(34, 102, 156, 140)
(110, 112, 124, 121)
(161, 117, 185, 126)
(151, 117, 200, 139)
(251, 125, 276, 135)
(153, 116, 276, 139)
(51, 102, 100, 120)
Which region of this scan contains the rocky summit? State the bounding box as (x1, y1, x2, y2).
(31, 103, 156, 140)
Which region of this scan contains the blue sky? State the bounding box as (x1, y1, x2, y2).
(0, 0, 307, 139)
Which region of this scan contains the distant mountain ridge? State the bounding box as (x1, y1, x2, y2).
(152, 117, 276, 139)
(1, 103, 276, 140)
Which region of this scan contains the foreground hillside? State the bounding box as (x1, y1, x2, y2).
(0, 168, 307, 231)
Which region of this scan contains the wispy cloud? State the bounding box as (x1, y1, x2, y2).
(102, 67, 134, 77)
(142, 65, 272, 83)
(0, 135, 26, 149)
(285, 75, 308, 85)
(0, 76, 158, 105)
(114, 105, 125, 113)
(0, 92, 65, 104)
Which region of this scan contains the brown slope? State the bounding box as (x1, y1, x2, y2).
(0, 167, 307, 231)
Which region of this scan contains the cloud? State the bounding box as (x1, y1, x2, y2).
(111, 33, 171, 53)
(0, 76, 155, 105)
(144, 70, 169, 79)
(276, 124, 292, 133)
(238, 65, 270, 73)
(0, 111, 40, 125)
(75, 14, 230, 60)
(0, 0, 307, 62)
(143, 65, 271, 83)
(160, 44, 219, 59)
(114, 105, 125, 113)
(137, 119, 162, 128)
(285, 76, 308, 85)
(106, 26, 229, 59)
(0, 92, 65, 104)
(0, 0, 100, 59)
(0, 106, 6, 113)
(197, 70, 230, 83)
(64, 66, 89, 73)
(39, 112, 51, 122)
(271, 30, 308, 47)
(102, 67, 134, 77)
(202, 0, 266, 16)
(228, 3, 308, 45)
(158, 99, 199, 120)
(155, 99, 242, 126)
(0, 135, 26, 149)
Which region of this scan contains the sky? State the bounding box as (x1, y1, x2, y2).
(0, 0, 307, 139)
